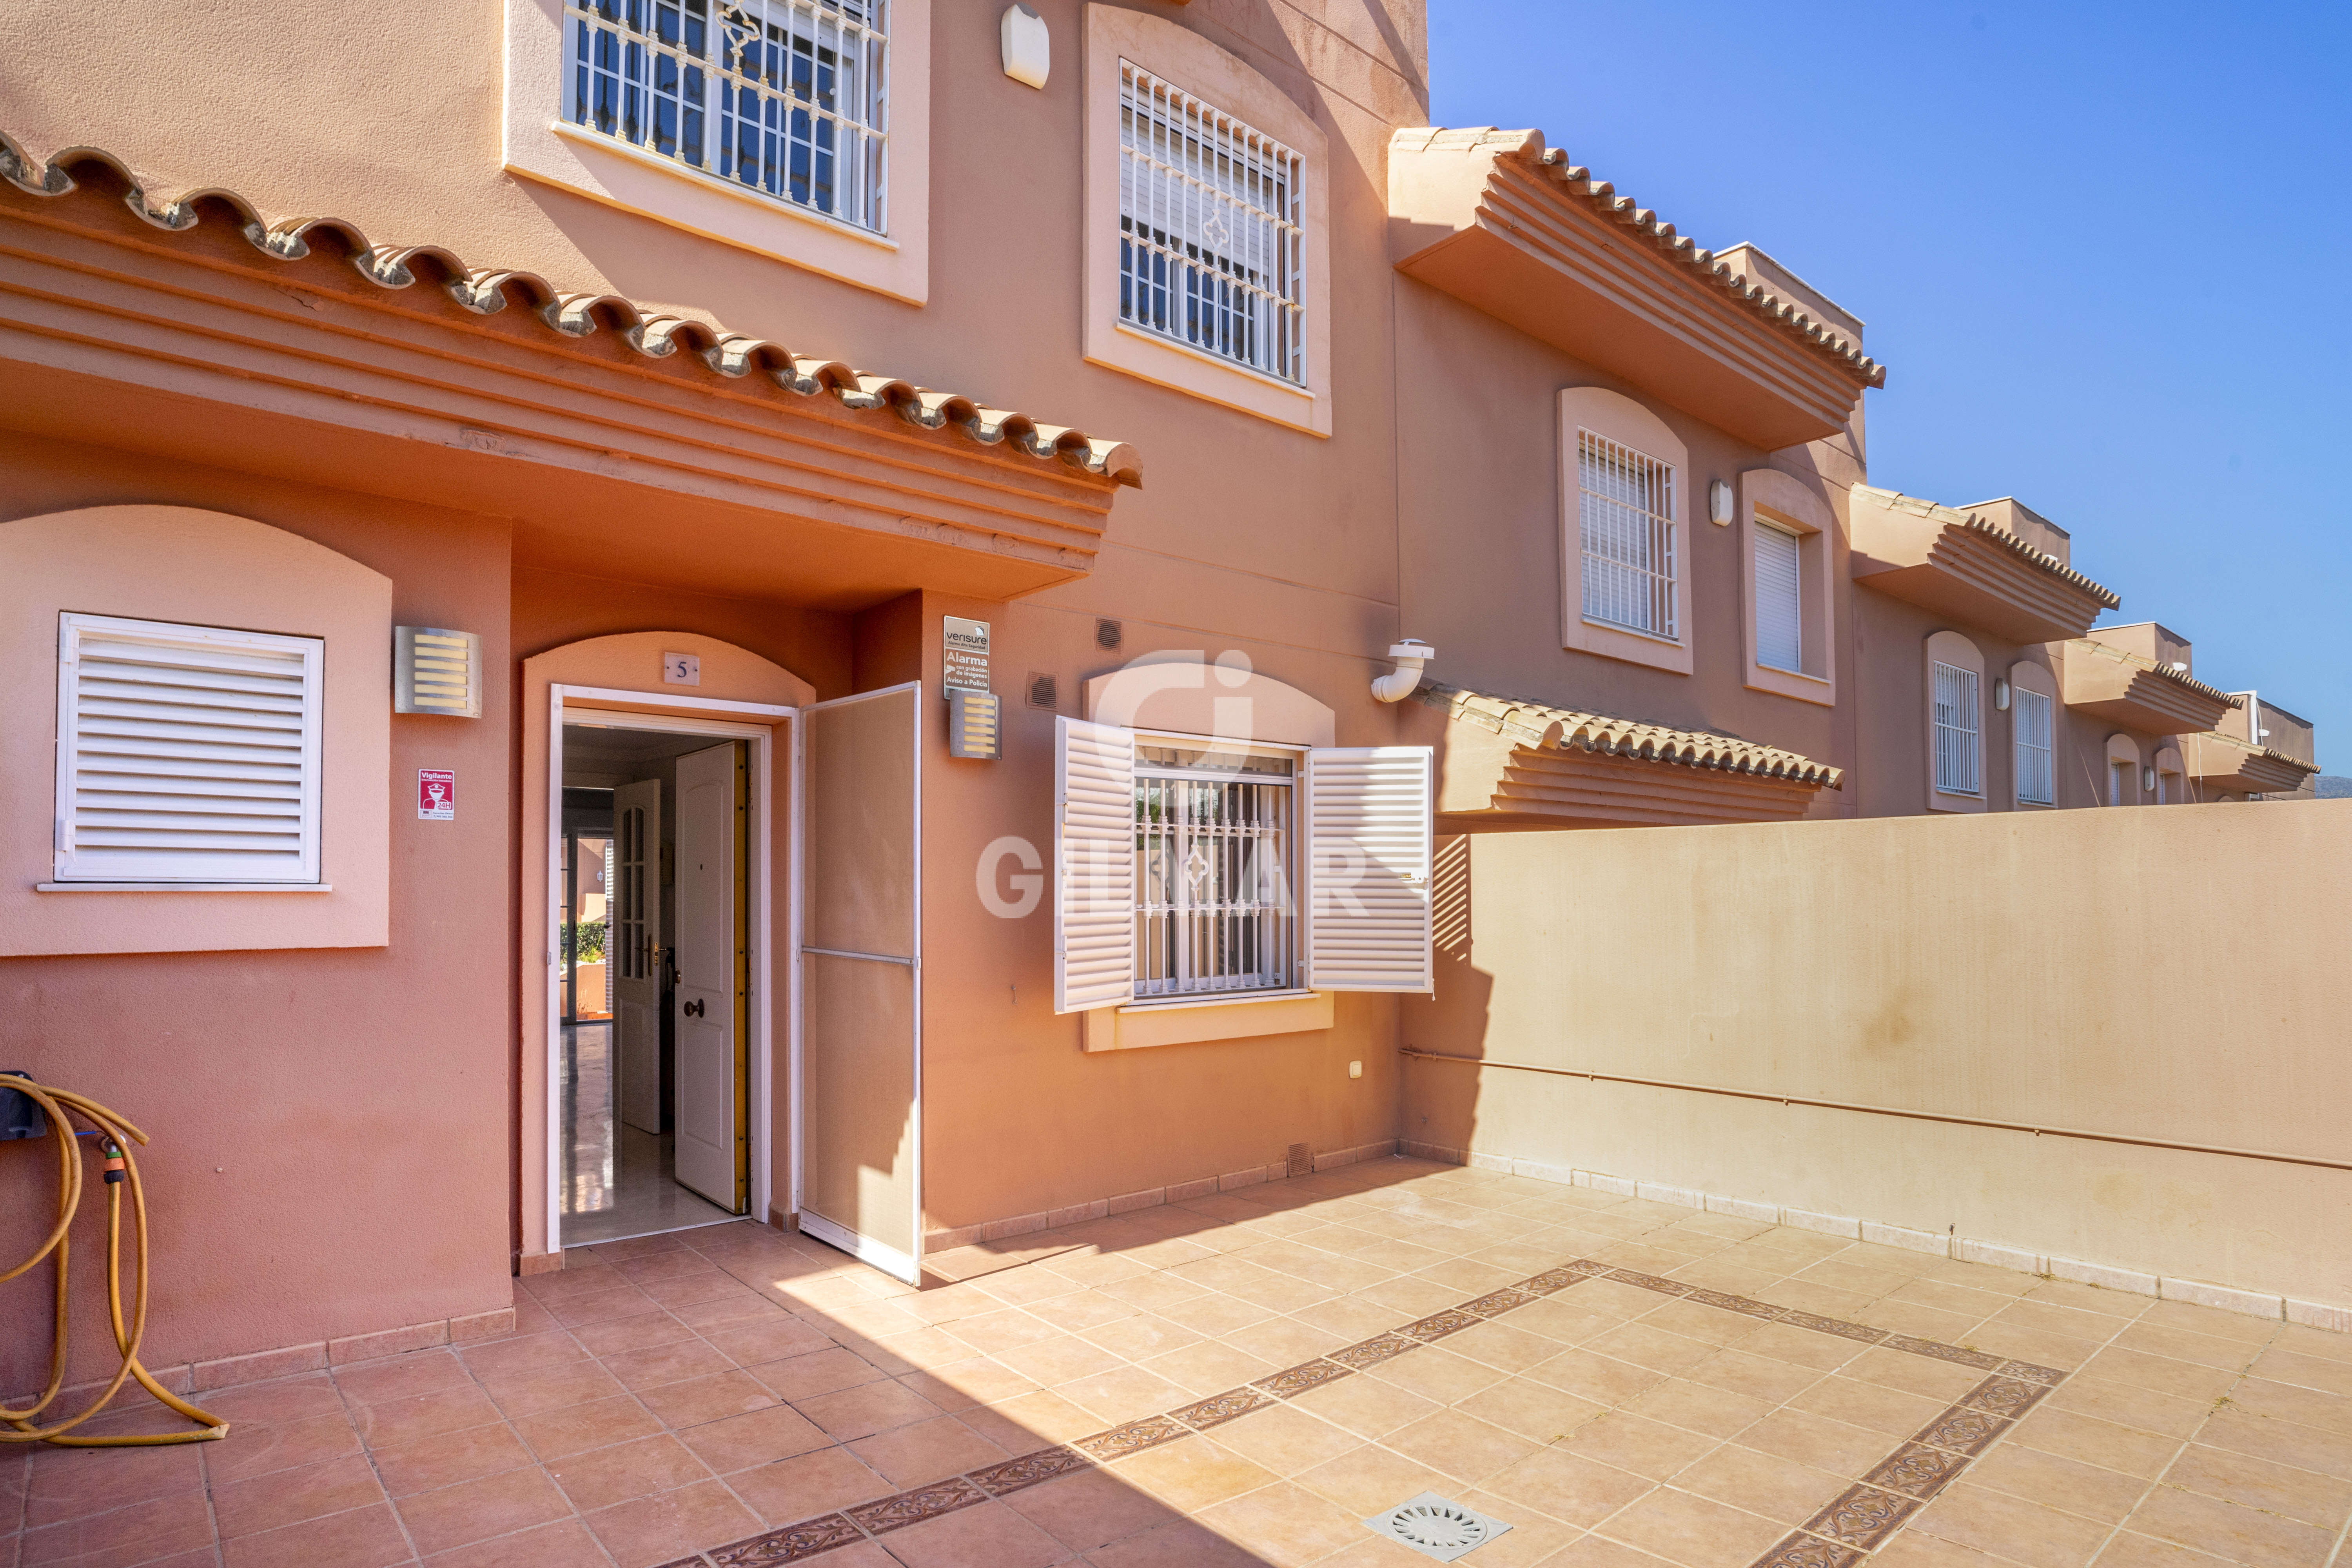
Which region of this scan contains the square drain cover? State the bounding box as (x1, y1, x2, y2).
(1363, 1492, 1513, 1561)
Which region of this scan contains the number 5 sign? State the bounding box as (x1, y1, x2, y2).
(417, 769, 456, 820)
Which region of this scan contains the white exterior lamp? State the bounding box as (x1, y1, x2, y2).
(1001, 5, 1049, 89)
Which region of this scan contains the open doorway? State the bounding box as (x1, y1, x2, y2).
(559, 720, 753, 1247)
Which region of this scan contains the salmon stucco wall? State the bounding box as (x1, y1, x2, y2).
(1404, 801, 2352, 1312)
(0, 440, 515, 1386)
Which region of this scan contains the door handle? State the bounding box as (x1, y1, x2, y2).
(683, 998, 705, 1018)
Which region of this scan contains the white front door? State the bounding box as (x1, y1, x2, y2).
(612, 779, 664, 1136)
(673, 742, 744, 1210)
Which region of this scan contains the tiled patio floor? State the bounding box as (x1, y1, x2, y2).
(9, 1156, 2352, 1568)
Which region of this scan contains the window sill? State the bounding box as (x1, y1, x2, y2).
(1745, 662, 1835, 707)
(545, 122, 900, 254)
(1564, 615, 1693, 676)
(1927, 788, 1986, 816)
(1083, 989, 1334, 1052)
(1120, 987, 1318, 1013)
(37, 883, 333, 893)
(1088, 321, 1330, 436)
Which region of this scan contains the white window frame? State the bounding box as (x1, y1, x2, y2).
(52, 613, 325, 889)
(1932, 659, 1982, 798)
(1082, 5, 1330, 434)
(2013, 686, 2055, 806)
(502, 0, 932, 303)
(1130, 733, 1301, 1005)
(1557, 388, 1693, 676)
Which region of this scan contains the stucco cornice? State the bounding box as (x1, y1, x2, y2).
(0, 132, 1142, 489)
(1417, 682, 1844, 789)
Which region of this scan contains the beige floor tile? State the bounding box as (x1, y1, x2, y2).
(1289, 1295, 1413, 1343)
(1848, 1298, 1987, 1346)
(1984, 1298, 2132, 1347)
(1735, 1409, 1899, 1480)
(1623, 1378, 1772, 1441)
(1762, 1281, 1876, 1319)
(962, 1388, 1100, 1449)
(1963, 1440, 2149, 1524)
(1872, 1532, 2016, 1566)
(2248, 1345, 2352, 1397)
(1204, 1402, 1364, 1477)
(2077, 1347, 2243, 1405)
(740, 1348, 885, 1403)
(2275, 1323, 2352, 1365)
(1382, 1408, 1541, 1485)
(2137, 1300, 2279, 1345)
(2123, 1482, 2337, 1566)
(2191, 1405, 2352, 1479)
(1679, 1348, 1826, 1406)
(724, 1444, 894, 1525)
(1455, 1375, 1608, 1445)
(992, 1334, 1126, 1388)
(1106, 1435, 1281, 1512)
(1507, 1298, 1623, 1346)
(1635, 1299, 1767, 1351)
(1021, 1290, 1145, 1336)
(1908, 1481, 2114, 1568)
(844, 1414, 1008, 1490)
(1554, 1412, 1720, 1483)
(1055, 1365, 1191, 1426)
(1289, 1373, 1443, 1439)
(2077, 1530, 2234, 1565)
(2159, 1441, 2352, 1529)
(1540, 1528, 1688, 1566)
(1148, 1290, 1276, 1338)
(1839, 1347, 1988, 1404)
(1219, 1317, 1347, 1369)
(1356, 1276, 1479, 1319)
(942, 1307, 1062, 1356)
(1786, 1374, 1949, 1437)
(2224, 1376, 2352, 1437)
(1891, 1278, 2023, 1321)
(1593, 1485, 1785, 1567)
(2007, 1406, 2184, 1479)
(1368, 1347, 1508, 1406)
(2043, 1375, 2213, 1440)
(893, 1355, 1039, 1413)
(1000, 1465, 1186, 1554)
(1196, 1479, 1382, 1568)
(1290, 1444, 1451, 1516)
(1526, 1349, 1673, 1409)
(1960, 1321, 2107, 1374)
(1672, 1443, 1849, 1526)
(1138, 1339, 1276, 1398)
(1581, 1323, 1720, 1380)
(1731, 1323, 1869, 1374)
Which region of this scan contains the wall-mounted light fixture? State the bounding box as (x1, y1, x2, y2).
(1001, 4, 1049, 88)
(1708, 479, 1733, 526)
(2142, 765, 2158, 792)
(393, 627, 481, 717)
(947, 687, 1002, 759)
(1993, 677, 2011, 711)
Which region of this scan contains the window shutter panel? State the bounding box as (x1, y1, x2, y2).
(1753, 523, 1803, 673)
(1301, 747, 1433, 993)
(1054, 717, 1135, 1014)
(55, 614, 325, 884)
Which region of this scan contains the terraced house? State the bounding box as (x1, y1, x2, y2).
(2, 4, 2343, 1568)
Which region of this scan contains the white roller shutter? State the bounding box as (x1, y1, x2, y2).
(1054, 717, 1135, 1013)
(1301, 747, 1433, 993)
(54, 613, 324, 884)
(1754, 522, 1803, 673)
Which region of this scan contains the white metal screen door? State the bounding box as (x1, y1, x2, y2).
(797, 683, 922, 1283)
(673, 742, 748, 1212)
(613, 778, 664, 1136)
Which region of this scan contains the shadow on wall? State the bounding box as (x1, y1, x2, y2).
(1407, 833, 1494, 1160)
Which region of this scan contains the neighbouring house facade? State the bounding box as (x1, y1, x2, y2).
(0, 0, 2323, 1393)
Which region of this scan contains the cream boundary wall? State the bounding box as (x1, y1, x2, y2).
(0, 506, 390, 955)
(1403, 801, 2352, 1313)
(1556, 387, 1695, 676)
(517, 633, 815, 1267)
(500, 0, 933, 303)
(1081, 6, 1334, 436)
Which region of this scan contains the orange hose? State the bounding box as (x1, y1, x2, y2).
(1, 1077, 227, 1445)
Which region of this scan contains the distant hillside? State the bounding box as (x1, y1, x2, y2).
(2318, 776, 2352, 799)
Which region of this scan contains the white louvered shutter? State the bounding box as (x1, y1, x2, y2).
(1753, 523, 1803, 673)
(54, 614, 324, 885)
(1301, 747, 1433, 993)
(1054, 717, 1135, 1013)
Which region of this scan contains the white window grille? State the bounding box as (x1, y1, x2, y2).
(2014, 687, 2054, 805)
(1753, 522, 1803, 673)
(1133, 745, 1294, 998)
(1579, 431, 1677, 639)
(53, 614, 324, 884)
(1118, 63, 1304, 385)
(565, 0, 888, 234)
(1931, 660, 1980, 797)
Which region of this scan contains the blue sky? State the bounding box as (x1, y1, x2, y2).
(1430, 3, 2351, 769)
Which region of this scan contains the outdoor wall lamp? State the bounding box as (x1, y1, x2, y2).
(1993, 677, 2010, 711)
(2142, 765, 2158, 792)
(1001, 4, 1049, 89)
(1708, 479, 1733, 526)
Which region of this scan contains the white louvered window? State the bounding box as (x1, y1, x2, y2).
(1579, 431, 1677, 639)
(2014, 688, 2054, 806)
(1754, 522, 1803, 673)
(1931, 660, 1981, 797)
(1118, 62, 1305, 385)
(1134, 745, 1295, 999)
(53, 614, 324, 886)
(565, 0, 889, 234)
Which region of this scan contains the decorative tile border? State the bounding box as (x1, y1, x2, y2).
(682, 1254, 2065, 1568)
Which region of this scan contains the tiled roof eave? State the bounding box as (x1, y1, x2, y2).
(2069, 641, 2242, 710)
(1851, 486, 2120, 610)
(1401, 129, 1884, 391)
(1418, 682, 1843, 791)
(0, 132, 1142, 488)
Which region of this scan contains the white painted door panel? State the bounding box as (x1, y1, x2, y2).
(673, 743, 740, 1209)
(612, 779, 664, 1135)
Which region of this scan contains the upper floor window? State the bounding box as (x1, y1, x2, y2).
(1932, 659, 1981, 797)
(1117, 64, 1304, 386)
(566, 0, 889, 234)
(1579, 431, 1677, 641)
(1753, 521, 1803, 673)
(2014, 686, 2054, 805)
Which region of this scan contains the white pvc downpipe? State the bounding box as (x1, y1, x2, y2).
(1372, 640, 1435, 702)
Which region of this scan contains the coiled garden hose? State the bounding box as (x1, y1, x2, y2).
(1, 1076, 228, 1446)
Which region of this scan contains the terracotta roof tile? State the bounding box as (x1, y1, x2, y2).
(1400, 127, 1885, 390)
(2067, 639, 2241, 710)
(0, 133, 1142, 487)
(1417, 682, 1843, 789)
(1851, 485, 2122, 610)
